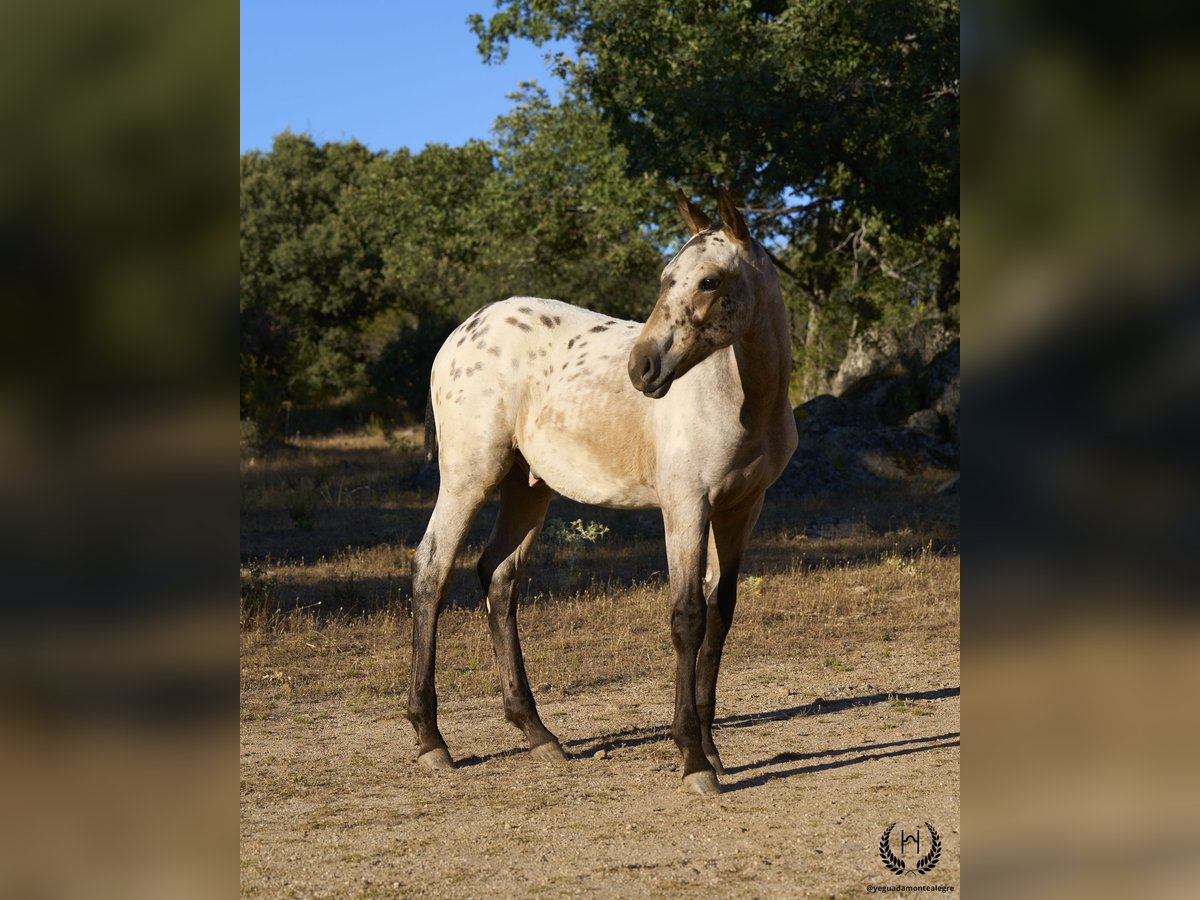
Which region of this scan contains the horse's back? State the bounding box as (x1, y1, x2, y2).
(429, 297, 658, 506)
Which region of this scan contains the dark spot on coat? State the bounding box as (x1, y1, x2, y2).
(553, 316, 562, 325)
(505, 316, 519, 326)
(540, 314, 555, 328)
(561, 363, 568, 370)
(457, 336, 466, 347)
(568, 336, 579, 349)
(518, 306, 532, 315)
(488, 346, 502, 356)
(589, 324, 608, 333)
(474, 361, 484, 371)
(576, 357, 586, 366)
(605, 320, 616, 326)
(465, 367, 474, 377)
(517, 322, 532, 332)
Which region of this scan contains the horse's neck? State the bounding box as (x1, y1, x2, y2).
(728, 287, 792, 421)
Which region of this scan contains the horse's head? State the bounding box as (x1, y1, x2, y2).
(628, 187, 775, 399)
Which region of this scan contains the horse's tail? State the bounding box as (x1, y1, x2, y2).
(423, 390, 438, 465)
(415, 390, 441, 493)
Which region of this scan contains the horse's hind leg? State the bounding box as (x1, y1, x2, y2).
(477, 463, 563, 761)
(408, 479, 492, 770)
(695, 495, 764, 777)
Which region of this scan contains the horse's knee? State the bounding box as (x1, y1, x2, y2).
(670, 601, 707, 652)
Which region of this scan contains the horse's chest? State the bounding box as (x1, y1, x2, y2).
(705, 421, 796, 508)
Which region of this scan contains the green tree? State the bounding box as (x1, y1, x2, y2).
(239, 132, 385, 442)
(343, 92, 674, 414)
(479, 82, 671, 319)
(341, 140, 498, 416)
(471, 0, 960, 393)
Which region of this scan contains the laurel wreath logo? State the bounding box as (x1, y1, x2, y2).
(879, 823, 906, 874)
(878, 821, 942, 876)
(915, 822, 942, 874)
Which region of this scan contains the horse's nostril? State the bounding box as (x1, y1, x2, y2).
(628, 346, 661, 391)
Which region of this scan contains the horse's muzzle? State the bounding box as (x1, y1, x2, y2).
(628, 342, 674, 398)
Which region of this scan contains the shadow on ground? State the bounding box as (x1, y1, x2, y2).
(453, 687, 961, 778)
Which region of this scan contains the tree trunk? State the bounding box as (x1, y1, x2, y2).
(801, 300, 821, 400)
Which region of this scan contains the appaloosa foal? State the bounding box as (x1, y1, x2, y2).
(407, 188, 798, 794)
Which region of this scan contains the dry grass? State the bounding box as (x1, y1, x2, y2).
(240, 428, 959, 725)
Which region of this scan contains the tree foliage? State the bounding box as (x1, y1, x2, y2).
(241, 0, 958, 442)
(471, 0, 960, 390)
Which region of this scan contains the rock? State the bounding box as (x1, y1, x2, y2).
(831, 321, 956, 397)
(782, 420, 957, 495)
(905, 408, 945, 441)
(780, 326, 959, 496)
(922, 341, 960, 441)
(849, 374, 924, 425)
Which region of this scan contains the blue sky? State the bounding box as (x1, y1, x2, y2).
(240, 1, 570, 154)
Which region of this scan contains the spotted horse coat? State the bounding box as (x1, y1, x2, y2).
(407, 187, 799, 795)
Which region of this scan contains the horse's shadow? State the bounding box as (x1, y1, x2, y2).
(455, 686, 960, 789)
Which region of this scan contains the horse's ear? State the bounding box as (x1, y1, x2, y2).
(675, 189, 713, 236)
(717, 186, 750, 246)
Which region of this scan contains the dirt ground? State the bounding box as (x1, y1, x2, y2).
(241, 641, 959, 898)
(240, 430, 959, 897)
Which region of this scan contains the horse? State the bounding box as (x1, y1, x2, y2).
(407, 187, 798, 795)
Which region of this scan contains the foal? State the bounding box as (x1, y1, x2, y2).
(407, 187, 798, 794)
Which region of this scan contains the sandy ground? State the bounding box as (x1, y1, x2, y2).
(241, 640, 959, 898)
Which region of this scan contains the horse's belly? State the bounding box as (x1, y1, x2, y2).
(520, 429, 659, 510)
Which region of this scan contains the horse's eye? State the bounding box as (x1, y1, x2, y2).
(699, 276, 721, 291)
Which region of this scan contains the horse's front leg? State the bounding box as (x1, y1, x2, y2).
(696, 495, 764, 777)
(663, 501, 720, 795)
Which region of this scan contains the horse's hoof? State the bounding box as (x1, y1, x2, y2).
(417, 748, 454, 771)
(682, 770, 723, 796)
(530, 741, 569, 765)
(706, 751, 727, 778)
